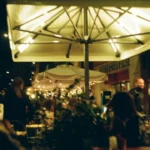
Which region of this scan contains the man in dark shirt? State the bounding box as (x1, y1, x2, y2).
(129, 77, 145, 116)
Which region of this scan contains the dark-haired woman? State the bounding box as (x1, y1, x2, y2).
(109, 92, 140, 149)
(3, 77, 33, 134)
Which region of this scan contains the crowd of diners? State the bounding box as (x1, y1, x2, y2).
(0, 76, 148, 150)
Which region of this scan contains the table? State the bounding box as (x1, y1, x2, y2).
(26, 124, 45, 128)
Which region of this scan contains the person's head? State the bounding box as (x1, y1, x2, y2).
(111, 92, 136, 120)
(121, 84, 127, 92)
(11, 77, 24, 98)
(135, 77, 145, 90)
(11, 77, 24, 90)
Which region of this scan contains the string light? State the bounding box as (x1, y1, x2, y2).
(4, 34, 8, 37)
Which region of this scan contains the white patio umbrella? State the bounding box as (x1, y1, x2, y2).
(7, 3, 150, 98)
(32, 65, 108, 90)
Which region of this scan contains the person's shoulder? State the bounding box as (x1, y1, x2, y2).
(128, 88, 136, 94)
(129, 114, 139, 122)
(4, 88, 15, 98)
(5, 88, 13, 94)
(129, 88, 135, 92)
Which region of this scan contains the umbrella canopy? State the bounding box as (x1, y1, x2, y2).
(33, 65, 108, 89)
(6, 4, 150, 62)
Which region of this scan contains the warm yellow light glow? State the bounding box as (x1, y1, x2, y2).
(31, 93, 36, 99)
(55, 34, 62, 38)
(4, 34, 8, 37)
(52, 40, 59, 43)
(18, 44, 29, 53)
(9, 41, 15, 51)
(118, 19, 140, 35)
(109, 39, 117, 52)
(18, 36, 34, 52)
(27, 88, 32, 92)
(40, 22, 45, 27)
(112, 35, 121, 38)
(26, 92, 30, 95)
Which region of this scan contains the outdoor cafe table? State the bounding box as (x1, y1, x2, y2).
(26, 124, 45, 128)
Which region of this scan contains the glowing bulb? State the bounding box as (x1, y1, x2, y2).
(4, 34, 8, 37)
(31, 94, 36, 99)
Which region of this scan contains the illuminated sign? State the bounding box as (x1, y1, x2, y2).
(100, 59, 130, 73)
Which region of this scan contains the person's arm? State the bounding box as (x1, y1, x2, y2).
(24, 94, 34, 123)
(3, 91, 16, 135)
(3, 120, 16, 135)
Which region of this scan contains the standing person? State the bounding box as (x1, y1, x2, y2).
(129, 77, 145, 116)
(3, 77, 33, 133)
(109, 92, 140, 149)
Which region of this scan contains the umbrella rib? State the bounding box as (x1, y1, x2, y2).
(92, 41, 141, 44)
(66, 44, 72, 58)
(14, 29, 77, 42)
(104, 7, 150, 24)
(56, 8, 80, 33)
(103, 8, 123, 14)
(88, 8, 102, 34)
(92, 7, 130, 40)
(44, 7, 79, 34)
(15, 41, 77, 44)
(43, 9, 79, 40)
(14, 8, 73, 43)
(65, 9, 82, 58)
(92, 32, 150, 43)
(119, 7, 150, 23)
(13, 6, 59, 30)
(63, 6, 83, 41)
(88, 8, 101, 38)
(74, 8, 82, 37)
(96, 8, 119, 54)
(103, 9, 144, 44)
(43, 9, 66, 31)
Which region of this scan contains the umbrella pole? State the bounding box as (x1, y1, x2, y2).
(84, 6, 89, 100)
(84, 43, 89, 100)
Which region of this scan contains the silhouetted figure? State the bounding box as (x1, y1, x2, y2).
(109, 92, 140, 148)
(129, 77, 145, 116)
(4, 77, 33, 133)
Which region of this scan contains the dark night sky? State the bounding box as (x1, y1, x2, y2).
(0, 2, 55, 88)
(0, 1, 12, 72)
(0, 1, 33, 88)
